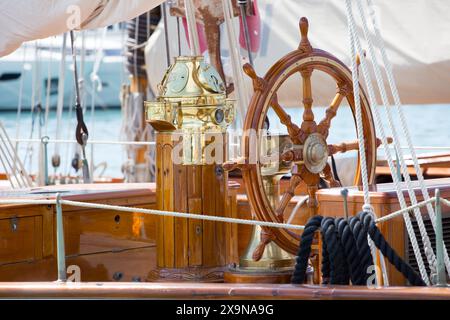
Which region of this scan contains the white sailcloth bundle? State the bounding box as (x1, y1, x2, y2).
(0, 0, 164, 57)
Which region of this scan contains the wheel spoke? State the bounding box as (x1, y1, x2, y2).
(306, 184, 319, 218)
(317, 85, 348, 138)
(328, 137, 391, 155)
(270, 94, 305, 144)
(275, 172, 302, 219)
(300, 68, 317, 134)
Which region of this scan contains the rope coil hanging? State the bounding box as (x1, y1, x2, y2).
(291, 213, 426, 286)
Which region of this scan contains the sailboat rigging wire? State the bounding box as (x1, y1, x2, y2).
(0, 195, 446, 231)
(345, 0, 384, 286)
(0, 122, 32, 188)
(345, 0, 429, 285)
(69, 30, 91, 183)
(162, 2, 171, 67)
(222, 0, 249, 128)
(238, 0, 254, 66)
(177, 17, 181, 56)
(355, 0, 438, 281)
(54, 33, 67, 161)
(11, 138, 156, 146)
(184, 0, 200, 56)
(14, 44, 27, 178)
(89, 27, 107, 176)
(365, 0, 450, 278)
(44, 37, 55, 136)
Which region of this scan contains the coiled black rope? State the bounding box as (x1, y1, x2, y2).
(291, 212, 426, 286)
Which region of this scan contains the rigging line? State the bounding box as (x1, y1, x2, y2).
(64, 87, 75, 177)
(24, 42, 41, 172)
(184, 0, 201, 56)
(345, 0, 429, 285)
(162, 1, 171, 67)
(355, 0, 437, 280)
(11, 138, 156, 146)
(177, 17, 181, 56)
(44, 36, 55, 136)
(365, 0, 450, 278)
(14, 44, 28, 177)
(133, 15, 139, 85)
(345, 0, 384, 286)
(0, 134, 20, 189)
(54, 33, 67, 159)
(238, 0, 254, 66)
(79, 30, 86, 112)
(89, 27, 108, 176)
(0, 122, 32, 187)
(69, 30, 91, 183)
(221, 0, 249, 129)
(0, 124, 30, 188)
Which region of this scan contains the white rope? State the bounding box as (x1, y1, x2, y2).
(0, 122, 33, 188)
(345, 0, 382, 285)
(355, 0, 436, 283)
(54, 33, 67, 158)
(221, 0, 249, 129)
(286, 196, 308, 224)
(0, 198, 304, 231)
(345, 0, 430, 284)
(365, 0, 450, 277)
(375, 197, 437, 224)
(44, 37, 55, 136)
(184, 0, 200, 56)
(14, 44, 28, 182)
(442, 198, 450, 208)
(89, 27, 107, 174)
(381, 146, 450, 151)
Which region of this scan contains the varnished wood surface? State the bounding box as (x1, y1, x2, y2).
(0, 282, 448, 299)
(0, 179, 449, 286)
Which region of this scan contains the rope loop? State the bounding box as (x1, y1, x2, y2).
(292, 213, 425, 286)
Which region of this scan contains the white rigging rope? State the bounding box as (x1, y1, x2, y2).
(0, 122, 33, 188)
(221, 0, 249, 129)
(184, 0, 201, 56)
(14, 44, 28, 178)
(355, 0, 438, 282)
(345, 0, 430, 285)
(364, 0, 450, 278)
(44, 37, 55, 136)
(345, 0, 385, 286)
(54, 34, 68, 159)
(89, 27, 107, 175)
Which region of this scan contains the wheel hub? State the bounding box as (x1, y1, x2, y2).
(303, 133, 328, 174)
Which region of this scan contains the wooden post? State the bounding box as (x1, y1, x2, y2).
(148, 132, 237, 282)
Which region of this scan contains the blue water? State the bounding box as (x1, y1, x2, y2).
(0, 104, 449, 178)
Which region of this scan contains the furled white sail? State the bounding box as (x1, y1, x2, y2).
(145, 0, 450, 106)
(0, 0, 164, 57)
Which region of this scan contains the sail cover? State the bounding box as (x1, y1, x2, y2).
(0, 0, 164, 57)
(146, 0, 450, 106)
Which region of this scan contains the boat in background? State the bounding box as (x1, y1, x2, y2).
(0, 25, 126, 110)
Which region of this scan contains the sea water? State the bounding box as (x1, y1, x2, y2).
(0, 104, 449, 179)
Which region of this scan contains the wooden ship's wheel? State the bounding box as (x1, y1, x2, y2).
(241, 17, 378, 255)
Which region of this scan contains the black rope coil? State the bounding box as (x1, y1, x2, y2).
(291, 212, 426, 286)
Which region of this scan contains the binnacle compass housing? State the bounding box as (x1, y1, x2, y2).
(145, 56, 235, 164)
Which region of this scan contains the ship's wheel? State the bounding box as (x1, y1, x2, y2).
(240, 17, 378, 255)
